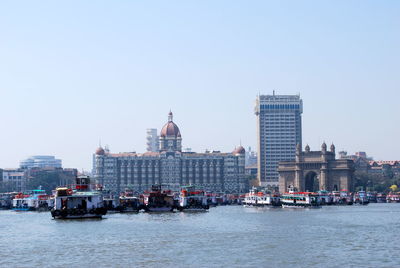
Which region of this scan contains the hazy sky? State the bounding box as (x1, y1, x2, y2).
(0, 1, 399, 171)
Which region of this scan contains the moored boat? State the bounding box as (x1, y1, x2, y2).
(354, 191, 369, 205)
(178, 186, 209, 212)
(12, 189, 51, 211)
(50, 175, 107, 219)
(143, 185, 175, 212)
(118, 190, 141, 213)
(281, 190, 320, 208)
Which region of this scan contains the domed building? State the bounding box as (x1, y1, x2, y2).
(159, 111, 182, 152)
(93, 112, 247, 193)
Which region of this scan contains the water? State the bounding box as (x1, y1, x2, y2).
(1, 204, 400, 268)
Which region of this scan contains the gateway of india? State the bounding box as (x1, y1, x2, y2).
(93, 112, 246, 193)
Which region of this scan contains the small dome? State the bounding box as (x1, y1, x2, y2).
(321, 142, 327, 151)
(233, 146, 245, 155)
(305, 144, 310, 152)
(95, 147, 105, 155)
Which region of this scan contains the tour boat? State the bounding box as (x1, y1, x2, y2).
(118, 190, 141, 213)
(281, 191, 320, 208)
(50, 175, 107, 219)
(317, 191, 333, 205)
(243, 187, 281, 207)
(376, 193, 387, 203)
(0, 192, 17, 210)
(243, 187, 259, 207)
(386, 193, 400, 203)
(354, 191, 369, 205)
(178, 186, 209, 212)
(142, 185, 175, 212)
(12, 189, 51, 211)
(367, 192, 377, 203)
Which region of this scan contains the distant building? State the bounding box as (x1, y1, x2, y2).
(255, 92, 303, 187)
(278, 143, 355, 193)
(146, 128, 159, 152)
(245, 147, 257, 167)
(368, 161, 400, 177)
(94, 112, 247, 193)
(339, 151, 371, 172)
(20, 155, 62, 169)
(2, 169, 28, 192)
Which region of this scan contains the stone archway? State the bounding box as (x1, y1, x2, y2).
(305, 171, 319, 192)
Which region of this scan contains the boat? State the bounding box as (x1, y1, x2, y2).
(118, 190, 141, 213)
(317, 191, 333, 205)
(243, 187, 281, 207)
(50, 175, 107, 219)
(243, 187, 259, 207)
(367, 191, 377, 203)
(0, 192, 17, 210)
(376, 193, 387, 203)
(12, 189, 51, 211)
(354, 191, 369, 205)
(386, 192, 400, 203)
(142, 185, 175, 212)
(178, 186, 209, 212)
(281, 190, 320, 208)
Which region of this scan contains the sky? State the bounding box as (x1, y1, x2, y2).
(0, 1, 399, 171)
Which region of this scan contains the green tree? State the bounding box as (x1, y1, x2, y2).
(26, 172, 74, 194)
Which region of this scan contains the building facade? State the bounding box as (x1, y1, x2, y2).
(1, 169, 28, 192)
(93, 112, 247, 193)
(255, 93, 303, 187)
(20, 155, 62, 169)
(146, 128, 159, 152)
(278, 143, 355, 193)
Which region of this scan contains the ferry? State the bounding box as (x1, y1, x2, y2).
(243, 187, 281, 207)
(178, 186, 209, 212)
(317, 191, 333, 205)
(118, 190, 141, 213)
(376, 193, 387, 203)
(50, 175, 107, 219)
(281, 191, 320, 208)
(142, 185, 175, 212)
(12, 189, 51, 211)
(386, 193, 400, 203)
(0, 192, 17, 210)
(243, 187, 259, 206)
(354, 191, 369, 205)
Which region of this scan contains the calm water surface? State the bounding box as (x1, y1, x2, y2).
(1, 204, 399, 268)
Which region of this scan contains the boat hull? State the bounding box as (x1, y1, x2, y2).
(145, 206, 174, 212)
(53, 214, 103, 219)
(282, 203, 320, 208)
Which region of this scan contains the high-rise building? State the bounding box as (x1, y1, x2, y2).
(255, 92, 303, 187)
(146, 128, 159, 152)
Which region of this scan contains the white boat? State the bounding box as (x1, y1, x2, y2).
(281, 191, 320, 208)
(50, 176, 107, 219)
(12, 189, 51, 211)
(178, 186, 209, 212)
(243, 187, 281, 207)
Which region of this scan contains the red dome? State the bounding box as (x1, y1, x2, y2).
(95, 147, 105, 155)
(160, 122, 181, 137)
(233, 146, 245, 155)
(160, 111, 181, 138)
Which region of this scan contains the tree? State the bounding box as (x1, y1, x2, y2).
(26, 172, 74, 194)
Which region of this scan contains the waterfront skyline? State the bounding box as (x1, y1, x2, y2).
(0, 1, 399, 171)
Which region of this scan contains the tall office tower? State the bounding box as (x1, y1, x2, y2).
(255, 92, 303, 187)
(146, 128, 159, 152)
